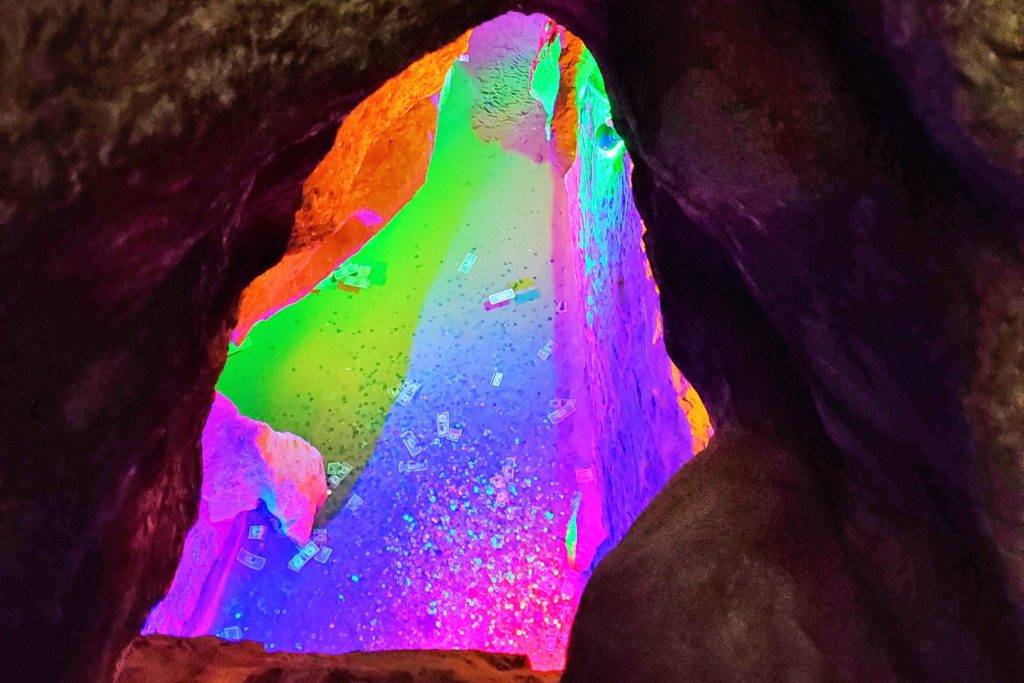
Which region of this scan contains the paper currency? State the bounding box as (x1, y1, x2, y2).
(327, 473, 343, 489)
(495, 490, 510, 505)
(436, 411, 450, 438)
(575, 467, 595, 483)
(401, 430, 422, 456)
(236, 548, 266, 571)
(311, 528, 328, 545)
(248, 525, 266, 540)
(484, 298, 512, 311)
(341, 274, 370, 289)
(326, 461, 353, 478)
(220, 626, 243, 641)
(490, 371, 503, 387)
(487, 288, 516, 306)
(314, 546, 333, 563)
(399, 460, 428, 473)
(446, 427, 462, 442)
(537, 340, 556, 360)
(346, 493, 364, 512)
(513, 289, 540, 304)
(458, 252, 477, 273)
(511, 277, 535, 292)
(548, 398, 576, 424)
(395, 381, 421, 406)
(288, 541, 319, 572)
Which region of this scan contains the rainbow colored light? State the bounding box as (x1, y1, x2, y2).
(145, 12, 705, 671)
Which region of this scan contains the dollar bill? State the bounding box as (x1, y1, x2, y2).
(548, 399, 576, 424)
(490, 371, 503, 387)
(575, 467, 595, 483)
(458, 252, 477, 273)
(314, 546, 333, 563)
(395, 381, 421, 406)
(247, 525, 266, 540)
(537, 340, 556, 360)
(488, 288, 516, 306)
(401, 430, 422, 456)
(219, 626, 243, 641)
(399, 460, 428, 473)
(236, 548, 266, 571)
(288, 541, 319, 572)
(346, 493, 364, 512)
(436, 411, 450, 438)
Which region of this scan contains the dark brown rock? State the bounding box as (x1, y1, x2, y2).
(566, 427, 898, 681)
(0, 1, 513, 680)
(115, 635, 559, 683)
(565, 0, 1024, 679)
(2, 0, 1024, 681)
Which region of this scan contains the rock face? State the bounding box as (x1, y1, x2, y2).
(1, 0, 1023, 682)
(142, 393, 325, 638)
(201, 393, 326, 543)
(232, 32, 469, 342)
(565, 0, 1024, 680)
(115, 635, 559, 683)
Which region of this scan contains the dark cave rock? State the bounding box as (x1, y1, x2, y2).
(1, 0, 1023, 680)
(567, 0, 1024, 679)
(115, 635, 559, 682)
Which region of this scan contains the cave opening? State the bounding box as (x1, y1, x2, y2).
(142, 12, 711, 673)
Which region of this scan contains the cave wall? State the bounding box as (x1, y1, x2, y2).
(565, 0, 1024, 679)
(1, 2, 515, 680)
(2, 0, 1023, 680)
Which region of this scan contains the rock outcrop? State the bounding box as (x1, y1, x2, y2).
(115, 635, 559, 683)
(565, 0, 1024, 679)
(142, 393, 325, 638)
(232, 31, 469, 342)
(2, 0, 1023, 681)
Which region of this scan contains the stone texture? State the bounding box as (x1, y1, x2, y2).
(201, 393, 326, 542)
(115, 635, 559, 683)
(0, 1, 513, 680)
(233, 32, 470, 341)
(567, 427, 897, 681)
(846, 0, 1024, 210)
(565, 0, 1024, 679)
(142, 393, 326, 638)
(2, 0, 1024, 680)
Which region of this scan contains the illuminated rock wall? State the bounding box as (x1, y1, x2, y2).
(143, 394, 326, 637)
(145, 14, 702, 672)
(560, 50, 699, 568)
(7, 0, 1023, 679)
(232, 33, 471, 344)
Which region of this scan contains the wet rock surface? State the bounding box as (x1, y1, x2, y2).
(2, 0, 1024, 681)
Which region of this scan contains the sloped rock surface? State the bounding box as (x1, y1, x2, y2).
(142, 393, 326, 637)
